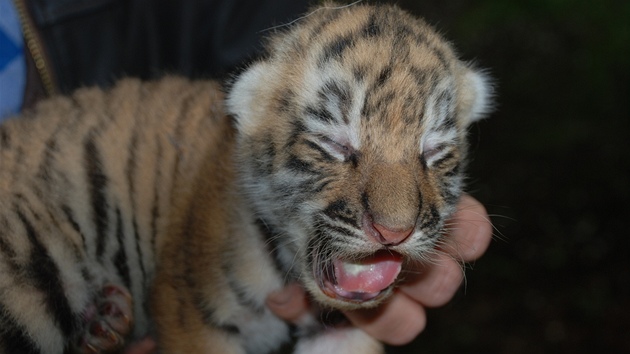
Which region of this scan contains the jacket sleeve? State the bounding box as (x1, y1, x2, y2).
(26, 0, 310, 94)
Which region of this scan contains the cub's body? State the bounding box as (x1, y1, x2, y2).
(0, 78, 231, 350)
(0, 3, 490, 353)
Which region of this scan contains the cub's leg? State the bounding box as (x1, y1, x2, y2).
(0, 211, 135, 353)
(151, 276, 246, 354)
(0, 281, 133, 354)
(75, 284, 134, 354)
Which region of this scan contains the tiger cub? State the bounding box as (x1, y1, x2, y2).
(0, 2, 491, 354)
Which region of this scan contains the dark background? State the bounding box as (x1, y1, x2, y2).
(383, 0, 629, 353)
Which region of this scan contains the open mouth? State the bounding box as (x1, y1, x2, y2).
(317, 250, 403, 303)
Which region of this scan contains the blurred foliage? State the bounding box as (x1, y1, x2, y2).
(370, 0, 630, 353)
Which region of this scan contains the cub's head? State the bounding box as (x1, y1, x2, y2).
(227, 3, 491, 309)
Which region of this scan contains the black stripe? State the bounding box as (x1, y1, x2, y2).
(305, 105, 335, 124)
(320, 80, 352, 124)
(312, 178, 333, 193)
(285, 154, 316, 174)
(255, 218, 286, 277)
(38, 200, 85, 262)
(420, 205, 440, 232)
(125, 130, 148, 289)
(284, 120, 305, 149)
(444, 161, 461, 177)
(192, 291, 227, 332)
(37, 138, 59, 181)
(362, 12, 381, 38)
(288, 178, 322, 208)
(323, 199, 358, 227)
(394, 23, 426, 50)
(0, 125, 10, 149)
(374, 91, 396, 120)
(114, 208, 131, 288)
(84, 137, 109, 259)
(409, 65, 430, 88)
(223, 268, 265, 315)
(419, 152, 428, 170)
(0, 216, 16, 260)
(81, 266, 94, 284)
(16, 209, 76, 338)
(375, 66, 392, 88)
(221, 324, 240, 335)
(361, 93, 372, 120)
(132, 220, 147, 290)
(180, 239, 241, 337)
(126, 131, 139, 194)
(417, 190, 424, 219)
(348, 151, 359, 168)
(326, 223, 361, 240)
(276, 89, 295, 113)
(432, 151, 456, 169)
(150, 138, 162, 253)
(321, 80, 350, 104)
(441, 185, 460, 207)
(304, 140, 335, 162)
(61, 204, 87, 248)
(361, 191, 370, 211)
(362, 90, 396, 122)
(0, 304, 40, 354)
(321, 34, 355, 63)
(353, 64, 368, 83)
(433, 48, 449, 69)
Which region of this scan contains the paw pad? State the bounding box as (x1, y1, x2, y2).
(76, 284, 133, 353)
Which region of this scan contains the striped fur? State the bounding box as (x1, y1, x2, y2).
(1, 78, 226, 353)
(0, 3, 491, 354)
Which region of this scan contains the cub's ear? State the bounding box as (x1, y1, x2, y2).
(226, 62, 274, 135)
(457, 64, 494, 126)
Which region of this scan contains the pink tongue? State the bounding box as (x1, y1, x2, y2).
(333, 253, 403, 294)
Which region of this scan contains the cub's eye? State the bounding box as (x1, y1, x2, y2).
(421, 142, 455, 168)
(317, 136, 356, 162)
(422, 145, 444, 162)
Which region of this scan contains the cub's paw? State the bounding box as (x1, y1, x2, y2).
(77, 284, 133, 354)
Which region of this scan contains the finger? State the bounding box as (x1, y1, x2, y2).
(343, 292, 426, 346)
(442, 194, 492, 262)
(123, 337, 156, 354)
(400, 253, 464, 308)
(266, 283, 310, 324)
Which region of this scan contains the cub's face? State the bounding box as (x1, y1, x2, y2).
(228, 3, 490, 309)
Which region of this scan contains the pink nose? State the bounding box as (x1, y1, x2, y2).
(372, 223, 413, 245)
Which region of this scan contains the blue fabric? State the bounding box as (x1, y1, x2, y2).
(0, 0, 26, 121)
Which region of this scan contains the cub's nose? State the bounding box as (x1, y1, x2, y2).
(372, 222, 414, 246)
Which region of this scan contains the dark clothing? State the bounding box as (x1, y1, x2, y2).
(21, 0, 309, 108)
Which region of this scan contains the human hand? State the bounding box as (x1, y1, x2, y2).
(266, 194, 492, 345)
(122, 337, 156, 354)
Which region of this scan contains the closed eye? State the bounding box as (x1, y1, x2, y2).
(422, 145, 444, 162)
(421, 144, 455, 167)
(316, 136, 357, 162)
